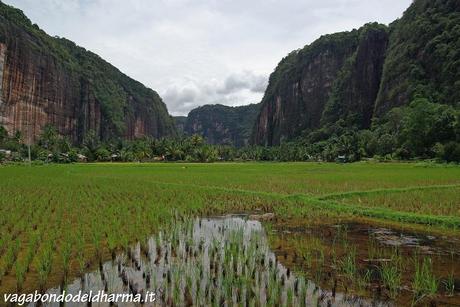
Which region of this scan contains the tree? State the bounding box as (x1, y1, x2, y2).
(190, 134, 204, 147)
(336, 132, 360, 160)
(377, 134, 397, 156)
(39, 124, 59, 150)
(83, 130, 100, 161)
(132, 138, 152, 162)
(194, 146, 218, 162)
(58, 138, 72, 153)
(1, 130, 22, 152)
(441, 142, 460, 162)
(164, 141, 184, 161)
(95, 147, 110, 162)
(400, 98, 458, 157)
(119, 148, 135, 162)
(13, 130, 22, 143)
(0, 126, 7, 146)
(358, 130, 378, 157)
(217, 146, 236, 161)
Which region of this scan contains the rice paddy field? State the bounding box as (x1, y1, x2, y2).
(0, 162, 459, 306)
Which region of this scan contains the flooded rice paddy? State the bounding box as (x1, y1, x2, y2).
(269, 221, 460, 306)
(27, 215, 460, 306)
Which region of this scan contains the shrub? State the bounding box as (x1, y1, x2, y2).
(95, 147, 110, 162)
(442, 142, 460, 162)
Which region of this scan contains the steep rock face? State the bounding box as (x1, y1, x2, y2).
(374, 0, 460, 116)
(0, 3, 176, 144)
(183, 104, 260, 147)
(253, 25, 387, 145)
(174, 116, 187, 135)
(321, 25, 389, 129)
(253, 0, 459, 146)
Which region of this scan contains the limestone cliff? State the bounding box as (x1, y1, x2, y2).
(253, 0, 460, 146)
(174, 116, 187, 135)
(0, 2, 176, 144)
(374, 0, 460, 116)
(321, 24, 388, 129)
(182, 104, 260, 147)
(253, 24, 387, 145)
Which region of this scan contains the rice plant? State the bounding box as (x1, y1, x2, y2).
(4, 239, 20, 273)
(340, 247, 357, 280)
(444, 252, 456, 296)
(0, 162, 458, 304)
(380, 261, 401, 298)
(61, 239, 72, 281)
(75, 232, 86, 275)
(14, 260, 26, 291)
(413, 257, 438, 300)
(444, 271, 455, 296)
(36, 243, 53, 290)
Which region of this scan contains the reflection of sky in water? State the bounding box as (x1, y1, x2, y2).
(32, 216, 388, 307)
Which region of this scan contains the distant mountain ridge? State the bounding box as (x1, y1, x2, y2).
(177, 103, 260, 147)
(1, 0, 458, 149)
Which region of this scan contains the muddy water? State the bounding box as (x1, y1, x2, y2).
(25, 216, 460, 307)
(32, 216, 394, 307)
(270, 222, 460, 306)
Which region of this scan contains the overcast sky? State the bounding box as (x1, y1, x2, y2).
(5, 0, 411, 116)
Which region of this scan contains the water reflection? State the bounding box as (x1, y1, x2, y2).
(35, 216, 387, 306)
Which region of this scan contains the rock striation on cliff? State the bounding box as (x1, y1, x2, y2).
(253, 0, 460, 146)
(0, 2, 176, 144)
(181, 103, 260, 147)
(252, 23, 389, 146)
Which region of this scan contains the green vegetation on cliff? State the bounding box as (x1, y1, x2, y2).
(300, 98, 460, 162)
(253, 29, 363, 145)
(174, 116, 187, 134)
(375, 0, 460, 115)
(321, 23, 388, 129)
(0, 2, 176, 142)
(0, 0, 458, 162)
(183, 104, 260, 147)
(252, 0, 460, 161)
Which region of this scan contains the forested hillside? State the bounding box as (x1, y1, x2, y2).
(181, 104, 260, 147)
(252, 0, 460, 161)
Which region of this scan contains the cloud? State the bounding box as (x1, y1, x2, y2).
(218, 71, 268, 95)
(4, 0, 412, 116)
(162, 86, 200, 115)
(162, 71, 267, 115)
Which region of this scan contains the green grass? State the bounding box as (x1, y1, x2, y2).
(0, 162, 459, 293)
(334, 186, 460, 217)
(444, 271, 455, 296)
(413, 257, 439, 300)
(380, 260, 402, 298)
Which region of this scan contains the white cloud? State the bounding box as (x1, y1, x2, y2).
(4, 0, 412, 115)
(218, 71, 268, 95)
(162, 71, 267, 115)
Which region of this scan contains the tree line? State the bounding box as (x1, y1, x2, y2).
(1, 99, 459, 164)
